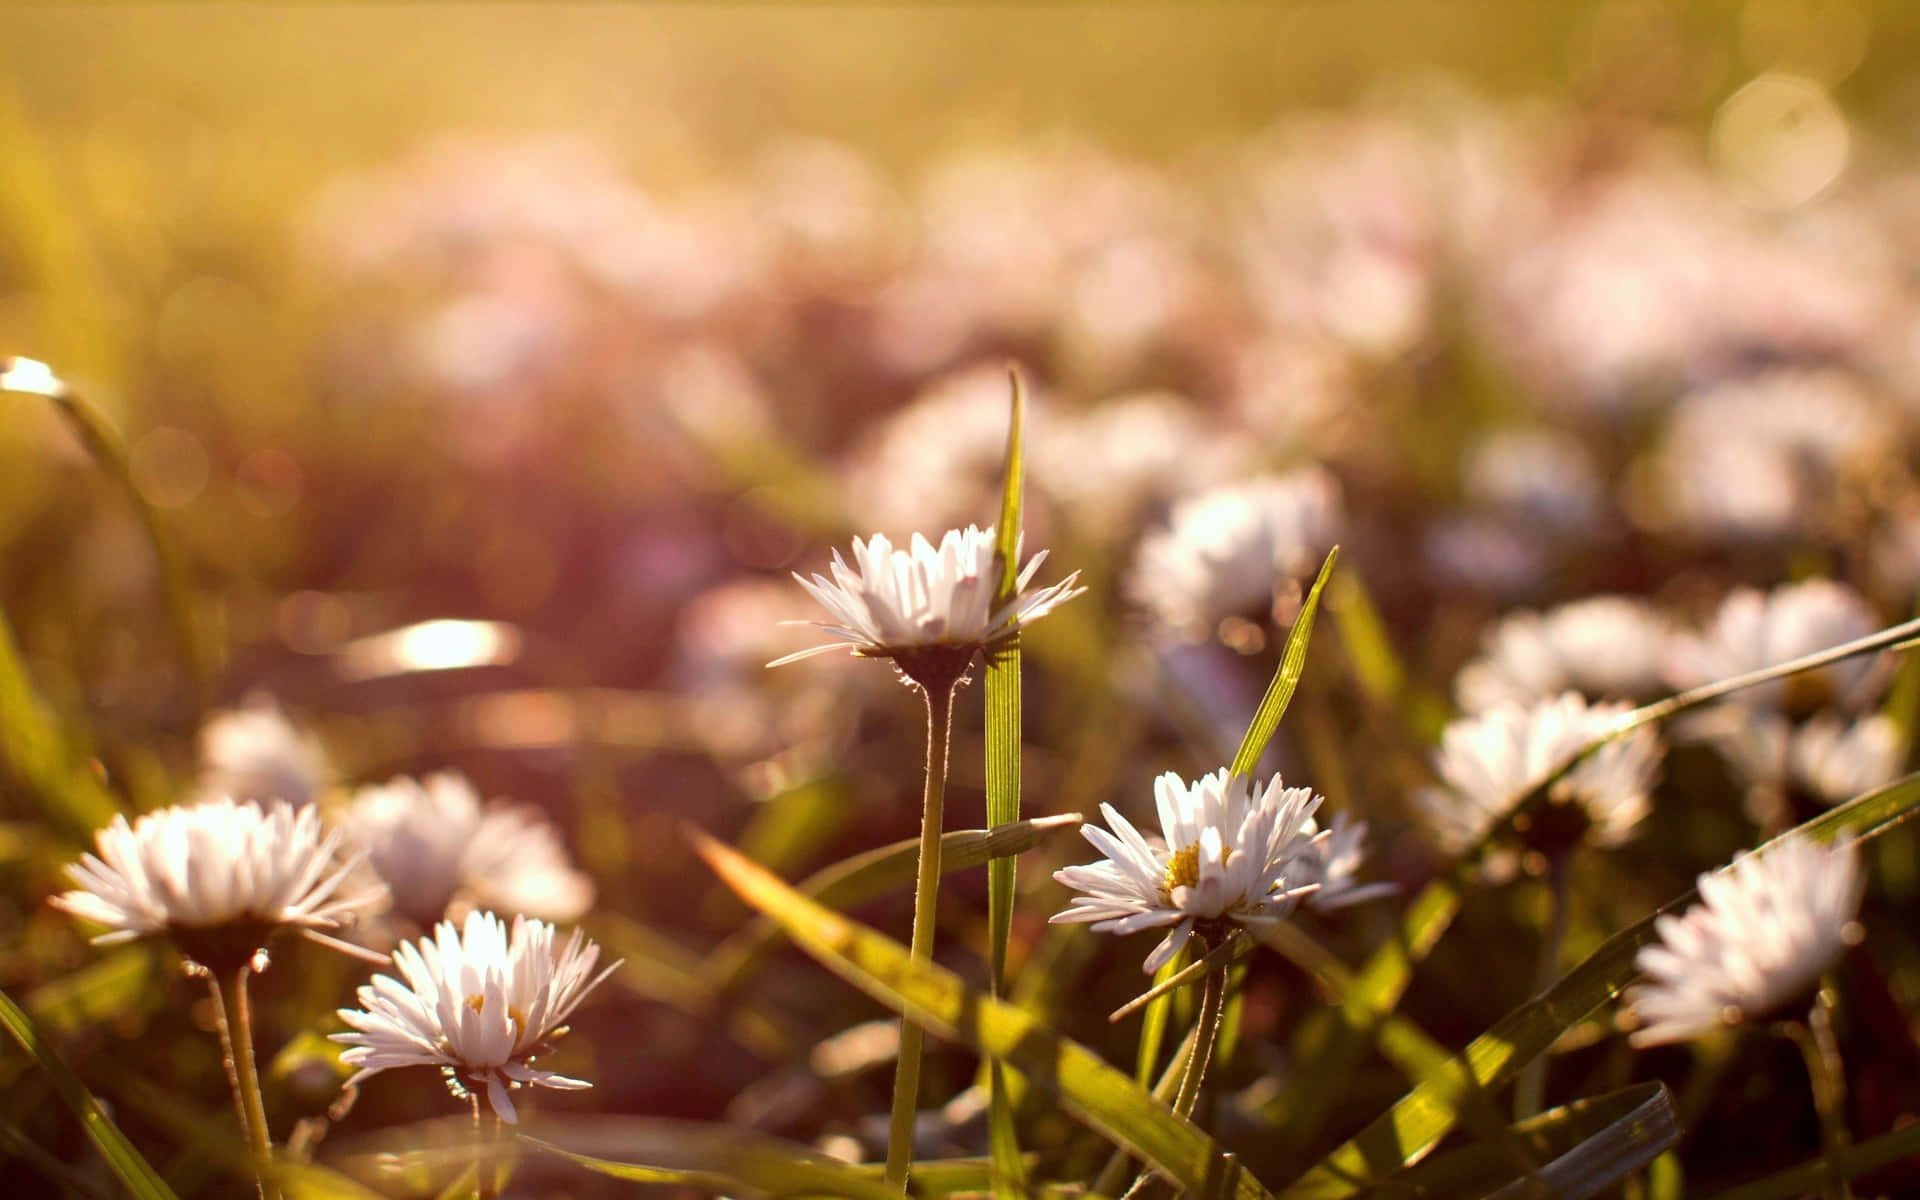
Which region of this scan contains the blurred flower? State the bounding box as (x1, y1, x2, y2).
(196, 697, 329, 808)
(1664, 580, 1884, 714)
(1625, 834, 1864, 1046)
(1032, 392, 1250, 546)
(1461, 428, 1604, 536)
(1455, 596, 1671, 713)
(1294, 811, 1396, 912)
(1646, 369, 1896, 544)
(1050, 768, 1327, 972)
(52, 798, 380, 969)
(1129, 468, 1343, 641)
(1418, 694, 1663, 859)
(1790, 713, 1905, 805)
(340, 773, 594, 928)
(334, 910, 618, 1122)
(774, 525, 1084, 687)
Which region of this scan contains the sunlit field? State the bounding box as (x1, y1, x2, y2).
(6, 5, 1920, 1198)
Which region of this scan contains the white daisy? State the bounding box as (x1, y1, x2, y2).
(196, 698, 330, 808)
(333, 910, 619, 1122)
(1418, 693, 1664, 858)
(340, 773, 594, 927)
(51, 798, 381, 969)
(1625, 834, 1865, 1046)
(1664, 580, 1884, 714)
(1050, 768, 1326, 972)
(1789, 713, 1905, 807)
(772, 525, 1084, 684)
(1128, 468, 1342, 642)
(1294, 811, 1397, 912)
(1454, 596, 1671, 714)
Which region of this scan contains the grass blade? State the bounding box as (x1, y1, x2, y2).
(0, 604, 120, 840)
(692, 830, 1278, 1200)
(1280, 772, 1920, 1199)
(985, 366, 1029, 1197)
(1703, 1119, 1920, 1199)
(0, 984, 178, 1200)
(1230, 547, 1339, 779)
(522, 1122, 901, 1200)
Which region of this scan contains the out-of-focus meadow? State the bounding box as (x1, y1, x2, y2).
(8, 4, 1920, 1197)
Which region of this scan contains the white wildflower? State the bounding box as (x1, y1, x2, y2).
(52, 798, 381, 968)
(1418, 694, 1663, 858)
(1664, 580, 1884, 714)
(1129, 468, 1342, 641)
(196, 698, 329, 808)
(1455, 596, 1671, 713)
(1050, 769, 1327, 972)
(1625, 835, 1864, 1046)
(340, 773, 594, 927)
(333, 910, 619, 1122)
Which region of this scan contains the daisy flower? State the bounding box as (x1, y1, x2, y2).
(1454, 596, 1671, 714)
(340, 773, 594, 928)
(195, 697, 330, 809)
(1417, 693, 1663, 860)
(333, 910, 619, 1122)
(1294, 811, 1397, 912)
(1050, 768, 1328, 972)
(1663, 580, 1884, 715)
(1128, 468, 1342, 642)
(772, 525, 1084, 687)
(52, 797, 382, 970)
(1625, 834, 1865, 1046)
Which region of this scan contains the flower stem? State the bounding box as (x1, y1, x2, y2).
(210, 966, 280, 1200)
(1784, 986, 1854, 1200)
(885, 678, 957, 1192)
(1514, 853, 1571, 1121)
(1170, 956, 1228, 1120)
(474, 1097, 503, 1200)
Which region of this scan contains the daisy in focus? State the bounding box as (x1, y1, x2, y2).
(334, 910, 619, 1122)
(340, 772, 595, 929)
(1417, 693, 1664, 864)
(1625, 834, 1865, 1046)
(772, 524, 1084, 686)
(1050, 768, 1335, 972)
(51, 797, 383, 970)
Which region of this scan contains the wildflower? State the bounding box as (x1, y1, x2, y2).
(196, 697, 329, 808)
(334, 911, 618, 1122)
(1129, 468, 1342, 642)
(1789, 713, 1905, 806)
(1625, 835, 1864, 1046)
(772, 525, 1084, 688)
(1417, 693, 1663, 861)
(1295, 811, 1397, 912)
(1050, 769, 1327, 972)
(52, 798, 381, 971)
(1454, 596, 1671, 714)
(340, 773, 593, 928)
(1691, 709, 1904, 826)
(1664, 580, 1884, 715)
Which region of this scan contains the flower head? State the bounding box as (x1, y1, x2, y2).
(1128, 468, 1342, 642)
(1417, 693, 1663, 862)
(196, 698, 330, 808)
(1625, 835, 1865, 1046)
(773, 525, 1083, 685)
(1664, 580, 1884, 715)
(340, 773, 594, 928)
(1050, 769, 1329, 972)
(52, 798, 381, 970)
(1454, 596, 1671, 714)
(333, 910, 619, 1122)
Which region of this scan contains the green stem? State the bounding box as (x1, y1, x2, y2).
(1170, 957, 1228, 1120)
(1514, 853, 1571, 1120)
(885, 679, 957, 1192)
(475, 1098, 502, 1200)
(1783, 987, 1854, 1200)
(211, 967, 279, 1200)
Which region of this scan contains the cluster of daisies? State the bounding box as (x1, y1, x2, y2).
(45, 515, 1890, 1173)
(51, 700, 617, 1128)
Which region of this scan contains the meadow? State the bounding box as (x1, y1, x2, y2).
(3, 6, 1920, 1198)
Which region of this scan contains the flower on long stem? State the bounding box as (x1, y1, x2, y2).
(1051, 768, 1330, 972)
(770, 524, 1083, 688)
(333, 910, 618, 1123)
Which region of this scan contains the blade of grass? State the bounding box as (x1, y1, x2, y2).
(1375, 1083, 1676, 1200)
(692, 830, 1278, 1200)
(1229, 547, 1339, 779)
(1279, 772, 1920, 1199)
(1703, 1119, 1920, 1200)
(0, 985, 177, 1200)
(985, 366, 1029, 1199)
(0, 604, 120, 839)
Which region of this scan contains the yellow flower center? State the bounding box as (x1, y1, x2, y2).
(1165, 842, 1202, 893)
